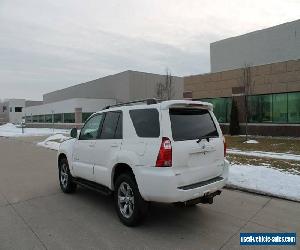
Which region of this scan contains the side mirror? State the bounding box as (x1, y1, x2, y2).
(70, 128, 78, 139)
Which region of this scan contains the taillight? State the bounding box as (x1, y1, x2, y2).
(223, 137, 227, 157)
(156, 137, 172, 167)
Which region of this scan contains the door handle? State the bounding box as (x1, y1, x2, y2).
(111, 143, 119, 148)
(89, 144, 95, 148)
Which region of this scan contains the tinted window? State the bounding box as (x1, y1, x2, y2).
(129, 109, 160, 138)
(80, 114, 103, 140)
(169, 108, 218, 141)
(100, 112, 122, 139)
(115, 113, 123, 139)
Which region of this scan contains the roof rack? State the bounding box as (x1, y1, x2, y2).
(103, 98, 160, 110)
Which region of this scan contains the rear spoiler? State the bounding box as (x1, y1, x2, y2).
(160, 100, 213, 111)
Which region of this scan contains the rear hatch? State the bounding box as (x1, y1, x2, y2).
(169, 107, 224, 186)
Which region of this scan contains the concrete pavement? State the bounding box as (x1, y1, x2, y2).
(0, 136, 299, 250)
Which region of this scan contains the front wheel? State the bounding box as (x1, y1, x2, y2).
(114, 173, 148, 226)
(59, 158, 77, 193)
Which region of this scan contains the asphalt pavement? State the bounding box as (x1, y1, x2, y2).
(0, 136, 299, 250)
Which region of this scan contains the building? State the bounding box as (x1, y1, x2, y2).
(184, 20, 300, 136)
(24, 70, 184, 128)
(0, 99, 42, 124)
(210, 19, 300, 72)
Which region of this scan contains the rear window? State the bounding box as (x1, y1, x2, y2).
(169, 108, 219, 141)
(129, 109, 160, 137)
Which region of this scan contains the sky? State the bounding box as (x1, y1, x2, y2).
(0, 0, 299, 100)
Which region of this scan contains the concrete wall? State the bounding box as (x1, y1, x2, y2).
(185, 59, 300, 99)
(7, 99, 26, 124)
(25, 100, 43, 107)
(211, 19, 300, 72)
(24, 98, 116, 116)
(43, 70, 184, 104)
(128, 71, 184, 101)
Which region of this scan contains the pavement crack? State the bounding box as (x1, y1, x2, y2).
(218, 197, 272, 250)
(1, 192, 48, 250)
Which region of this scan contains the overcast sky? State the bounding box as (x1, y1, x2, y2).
(0, 0, 299, 100)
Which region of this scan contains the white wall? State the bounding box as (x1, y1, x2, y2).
(24, 98, 116, 116)
(8, 99, 26, 124)
(211, 19, 300, 72)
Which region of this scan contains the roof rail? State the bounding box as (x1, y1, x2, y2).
(103, 98, 160, 110)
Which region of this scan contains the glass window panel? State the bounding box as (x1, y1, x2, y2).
(260, 95, 272, 122)
(32, 116, 38, 123)
(54, 114, 63, 123)
(288, 92, 300, 123)
(45, 114, 52, 123)
(38, 115, 45, 123)
(25, 116, 32, 123)
(248, 95, 261, 122)
(273, 93, 287, 123)
(63, 113, 75, 123)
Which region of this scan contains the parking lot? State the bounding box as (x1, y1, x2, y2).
(0, 136, 299, 250)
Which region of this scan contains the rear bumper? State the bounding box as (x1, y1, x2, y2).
(134, 159, 229, 203)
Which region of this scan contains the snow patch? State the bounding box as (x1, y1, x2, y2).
(228, 149, 300, 161)
(243, 139, 259, 144)
(228, 164, 300, 202)
(37, 134, 69, 151)
(0, 123, 69, 137)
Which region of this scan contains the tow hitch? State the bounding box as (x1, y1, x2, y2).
(181, 190, 222, 206)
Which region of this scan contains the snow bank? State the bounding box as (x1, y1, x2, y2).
(228, 149, 300, 161)
(243, 139, 258, 144)
(0, 123, 69, 137)
(228, 164, 300, 202)
(37, 134, 69, 151)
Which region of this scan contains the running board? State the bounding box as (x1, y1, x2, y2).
(73, 178, 112, 196)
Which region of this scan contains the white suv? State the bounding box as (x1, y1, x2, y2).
(58, 99, 229, 226)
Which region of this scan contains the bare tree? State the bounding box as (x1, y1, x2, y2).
(242, 64, 252, 141)
(156, 69, 175, 100)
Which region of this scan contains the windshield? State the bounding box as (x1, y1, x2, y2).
(169, 108, 219, 141)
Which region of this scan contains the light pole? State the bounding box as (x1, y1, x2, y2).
(52, 110, 54, 133)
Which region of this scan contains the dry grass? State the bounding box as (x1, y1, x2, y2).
(227, 154, 300, 175)
(225, 136, 300, 155)
(225, 135, 300, 175)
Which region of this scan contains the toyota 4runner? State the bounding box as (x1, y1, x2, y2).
(57, 99, 229, 226)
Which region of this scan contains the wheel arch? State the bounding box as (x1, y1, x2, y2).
(58, 153, 68, 167)
(111, 163, 135, 191)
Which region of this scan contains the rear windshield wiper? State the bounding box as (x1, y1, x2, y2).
(196, 136, 211, 143)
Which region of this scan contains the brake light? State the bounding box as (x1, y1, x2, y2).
(156, 137, 172, 167)
(223, 137, 227, 157)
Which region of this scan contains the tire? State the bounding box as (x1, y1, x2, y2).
(114, 173, 148, 227)
(59, 157, 77, 193)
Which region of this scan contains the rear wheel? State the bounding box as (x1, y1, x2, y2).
(59, 157, 77, 193)
(114, 173, 148, 226)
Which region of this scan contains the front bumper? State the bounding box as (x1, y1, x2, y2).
(134, 159, 229, 203)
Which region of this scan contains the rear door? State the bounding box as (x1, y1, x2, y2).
(169, 108, 224, 185)
(93, 111, 122, 187)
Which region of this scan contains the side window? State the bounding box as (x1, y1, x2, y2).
(129, 109, 160, 138)
(100, 111, 122, 139)
(79, 114, 103, 140)
(114, 113, 123, 139)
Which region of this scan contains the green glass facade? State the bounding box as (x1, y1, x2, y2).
(248, 92, 300, 123)
(200, 97, 232, 123)
(198, 91, 300, 124)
